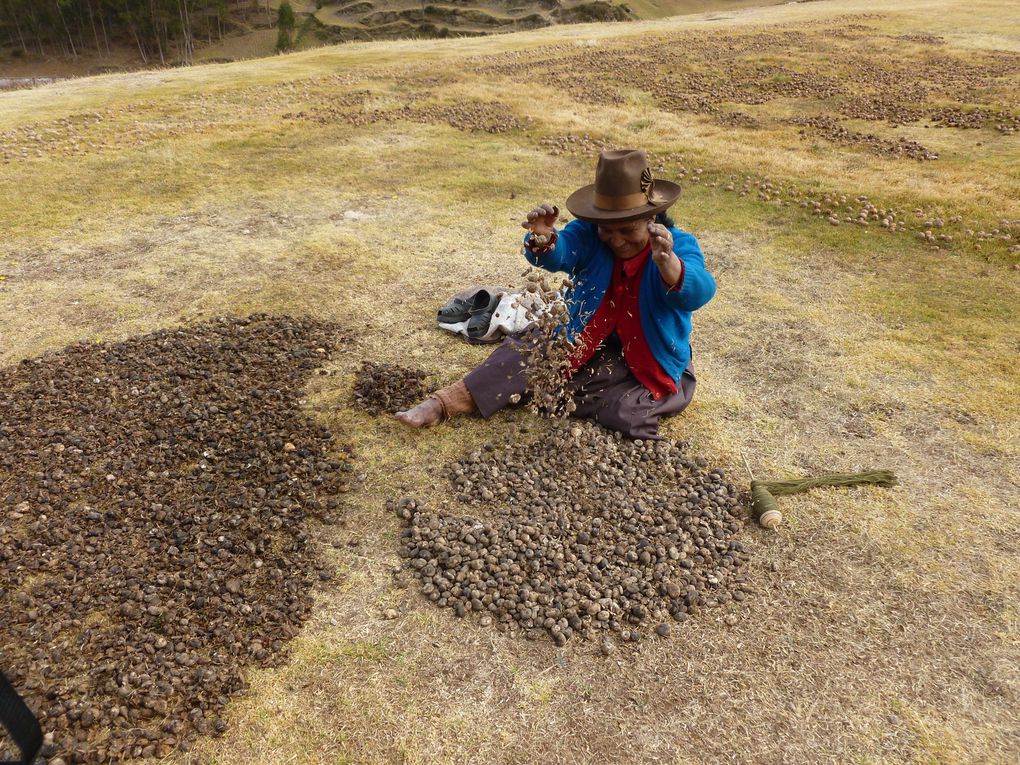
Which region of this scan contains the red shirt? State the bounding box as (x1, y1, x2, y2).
(568, 244, 683, 400)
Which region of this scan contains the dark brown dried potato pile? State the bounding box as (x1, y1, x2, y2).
(514, 268, 576, 418)
(350, 361, 429, 415)
(0, 315, 349, 763)
(394, 421, 749, 648)
(789, 115, 939, 160)
(285, 97, 527, 133)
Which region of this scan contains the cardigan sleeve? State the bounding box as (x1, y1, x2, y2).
(658, 230, 715, 311)
(523, 219, 597, 275)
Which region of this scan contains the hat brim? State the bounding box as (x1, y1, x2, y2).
(565, 180, 682, 223)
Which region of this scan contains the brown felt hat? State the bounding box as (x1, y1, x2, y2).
(565, 149, 681, 223)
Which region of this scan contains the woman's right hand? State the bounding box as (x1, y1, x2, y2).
(521, 203, 559, 237)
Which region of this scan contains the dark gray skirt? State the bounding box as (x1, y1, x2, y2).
(463, 330, 696, 440)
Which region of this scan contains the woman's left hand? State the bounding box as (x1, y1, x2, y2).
(647, 221, 674, 263)
(647, 221, 683, 289)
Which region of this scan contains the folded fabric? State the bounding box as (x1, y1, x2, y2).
(485, 291, 554, 340)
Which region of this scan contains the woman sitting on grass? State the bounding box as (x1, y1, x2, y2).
(396, 148, 716, 439)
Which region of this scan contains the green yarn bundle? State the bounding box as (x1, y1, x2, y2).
(750, 470, 899, 529)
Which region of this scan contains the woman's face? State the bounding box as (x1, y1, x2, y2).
(596, 217, 652, 259)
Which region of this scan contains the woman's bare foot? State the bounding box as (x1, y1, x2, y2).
(395, 380, 477, 428)
(394, 397, 444, 428)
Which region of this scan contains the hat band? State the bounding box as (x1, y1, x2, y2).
(593, 191, 649, 211)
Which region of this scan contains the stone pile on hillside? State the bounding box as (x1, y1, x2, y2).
(0, 315, 349, 763)
(286, 97, 527, 134)
(790, 115, 939, 161)
(393, 421, 750, 649)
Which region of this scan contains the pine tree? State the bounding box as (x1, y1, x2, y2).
(0, 0, 261, 63)
(275, 0, 294, 52)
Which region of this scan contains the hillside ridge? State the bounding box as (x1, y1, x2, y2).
(0, 0, 791, 80)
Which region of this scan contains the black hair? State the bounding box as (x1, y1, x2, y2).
(655, 211, 676, 228)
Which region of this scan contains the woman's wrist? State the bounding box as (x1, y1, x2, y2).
(526, 229, 558, 255)
(655, 251, 683, 288)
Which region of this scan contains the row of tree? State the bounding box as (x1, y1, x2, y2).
(0, 0, 282, 66)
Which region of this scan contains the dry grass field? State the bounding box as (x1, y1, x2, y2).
(1, 0, 1019, 763)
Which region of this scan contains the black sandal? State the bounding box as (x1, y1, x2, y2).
(465, 291, 501, 339)
(437, 293, 479, 323)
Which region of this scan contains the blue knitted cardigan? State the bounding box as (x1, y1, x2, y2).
(524, 219, 716, 384)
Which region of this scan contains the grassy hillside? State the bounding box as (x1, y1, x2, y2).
(227, 0, 796, 53)
(304, 0, 627, 42)
(290, 0, 791, 44)
(0, 0, 792, 77)
(1, 0, 1018, 763)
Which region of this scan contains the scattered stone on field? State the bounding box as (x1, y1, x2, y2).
(0, 315, 351, 764)
(713, 110, 761, 129)
(471, 44, 627, 107)
(929, 105, 1020, 134)
(540, 137, 1020, 258)
(539, 132, 612, 158)
(790, 115, 939, 160)
(350, 360, 430, 415)
(471, 17, 1019, 141)
(837, 95, 925, 126)
(392, 420, 750, 646)
(408, 101, 528, 134)
(285, 94, 528, 134)
(894, 33, 946, 45)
